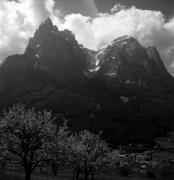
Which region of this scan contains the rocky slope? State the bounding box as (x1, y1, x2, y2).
(93, 35, 171, 88)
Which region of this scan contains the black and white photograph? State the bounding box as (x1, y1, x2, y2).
(0, 0, 174, 180)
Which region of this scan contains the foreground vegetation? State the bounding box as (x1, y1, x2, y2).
(0, 104, 174, 180)
(0, 170, 163, 180)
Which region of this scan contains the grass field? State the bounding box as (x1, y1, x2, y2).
(0, 169, 168, 180)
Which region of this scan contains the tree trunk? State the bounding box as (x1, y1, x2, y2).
(84, 171, 89, 180)
(25, 168, 32, 180)
(40, 166, 44, 174)
(1, 159, 6, 169)
(76, 169, 80, 180)
(91, 171, 94, 180)
(52, 166, 58, 176)
(51, 160, 58, 176)
(73, 169, 75, 180)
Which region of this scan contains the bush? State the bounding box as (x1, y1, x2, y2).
(159, 165, 174, 178)
(147, 170, 156, 179)
(120, 165, 131, 177)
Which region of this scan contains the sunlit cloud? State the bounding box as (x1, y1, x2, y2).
(44, 0, 55, 16)
(110, 4, 127, 13)
(52, 5, 174, 74)
(0, 0, 54, 62)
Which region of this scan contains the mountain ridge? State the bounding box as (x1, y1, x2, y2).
(94, 35, 171, 84)
(0, 18, 174, 144)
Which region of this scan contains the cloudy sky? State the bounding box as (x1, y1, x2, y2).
(1, 0, 174, 74)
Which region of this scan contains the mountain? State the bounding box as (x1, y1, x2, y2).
(24, 18, 89, 87)
(1, 18, 174, 145)
(0, 18, 94, 114)
(93, 35, 171, 88)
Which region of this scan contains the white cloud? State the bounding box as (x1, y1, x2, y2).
(52, 6, 174, 74)
(110, 4, 126, 14)
(1, 1, 174, 74)
(0, 0, 53, 62)
(58, 14, 96, 49)
(44, 0, 55, 16)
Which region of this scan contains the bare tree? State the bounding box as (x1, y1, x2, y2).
(68, 130, 109, 180)
(0, 104, 58, 180)
(49, 120, 70, 176)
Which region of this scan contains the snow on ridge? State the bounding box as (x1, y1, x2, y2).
(89, 66, 100, 72)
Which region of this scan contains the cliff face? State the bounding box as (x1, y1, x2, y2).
(93, 35, 171, 88)
(24, 18, 88, 86)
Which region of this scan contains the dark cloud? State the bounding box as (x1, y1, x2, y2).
(54, 0, 98, 17)
(94, 0, 174, 19)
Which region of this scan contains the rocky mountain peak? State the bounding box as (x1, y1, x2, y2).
(145, 46, 162, 63)
(111, 35, 146, 58)
(38, 17, 58, 33)
(42, 17, 53, 26)
(1, 18, 172, 89)
(94, 36, 170, 86)
(26, 18, 58, 51)
(111, 35, 140, 47)
(23, 18, 88, 85)
(145, 46, 170, 77)
(25, 18, 81, 56)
